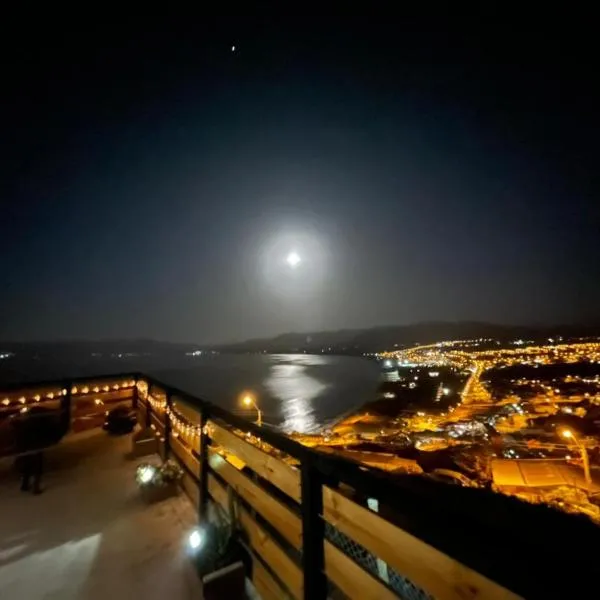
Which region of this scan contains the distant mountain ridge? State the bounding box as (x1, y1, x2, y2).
(210, 321, 600, 354)
(1, 322, 599, 357)
(0, 339, 200, 355)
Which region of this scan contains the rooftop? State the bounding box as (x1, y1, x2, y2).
(492, 457, 600, 492)
(0, 431, 201, 600)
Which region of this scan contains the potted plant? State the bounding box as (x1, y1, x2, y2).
(136, 460, 183, 503)
(188, 516, 248, 599)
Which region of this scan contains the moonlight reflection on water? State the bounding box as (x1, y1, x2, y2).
(263, 357, 329, 433)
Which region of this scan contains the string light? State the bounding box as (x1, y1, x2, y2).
(136, 381, 149, 399)
(2, 398, 9, 406)
(103, 385, 109, 392)
(147, 394, 166, 412)
(93, 386, 100, 393)
(82, 386, 89, 394)
(47, 392, 54, 399)
(166, 406, 202, 438)
(72, 386, 78, 394)
(34, 395, 41, 402)
(18, 397, 26, 404)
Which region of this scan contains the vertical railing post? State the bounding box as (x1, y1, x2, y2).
(198, 404, 210, 521)
(132, 376, 138, 410)
(301, 456, 327, 600)
(145, 383, 151, 428)
(163, 391, 172, 461)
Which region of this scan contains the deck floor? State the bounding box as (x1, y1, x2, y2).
(0, 431, 202, 599)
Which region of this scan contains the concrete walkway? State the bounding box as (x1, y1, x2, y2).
(0, 432, 202, 599)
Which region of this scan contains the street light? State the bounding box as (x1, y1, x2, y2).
(242, 393, 262, 427)
(560, 428, 591, 487)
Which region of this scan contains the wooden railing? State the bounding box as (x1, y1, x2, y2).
(3, 372, 599, 599)
(138, 376, 518, 600)
(0, 373, 136, 456)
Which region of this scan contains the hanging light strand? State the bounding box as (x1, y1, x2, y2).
(166, 405, 202, 438)
(147, 394, 167, 412)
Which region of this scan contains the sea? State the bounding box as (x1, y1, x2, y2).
(152, 354, 381, 433)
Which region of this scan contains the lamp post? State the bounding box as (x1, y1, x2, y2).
(560, 428, 592, 488)
(242, 393, 262, 427)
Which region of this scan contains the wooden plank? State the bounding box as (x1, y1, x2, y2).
(253, 557, 292, 600)
(71, 416, 104, 433)
(175, 428, 199, 451)
(323, 487, 520, 600)
(151, 413, 165, 433)
(171, 433, 200, 479)
(236, 497, 304, 600)
(208, 421, 301, 502)
(172, 395, 202, 426)
(158, 440, 166, 460)
(102, 397, 133, 407)
(208, 471, 229, 508)
(72, 389, 133, 402)
(324, 541, 397, 600)
(73, 399, 131, 417)
(137, 405, 147, 426)
(208, 449, 302, 549)
(180, 469, 200, 506)
(208, 474, 303, 600)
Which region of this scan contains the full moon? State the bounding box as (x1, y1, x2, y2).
(286, 251, 301, 268)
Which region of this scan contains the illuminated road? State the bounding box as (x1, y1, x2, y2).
(461, 363, 491, 405)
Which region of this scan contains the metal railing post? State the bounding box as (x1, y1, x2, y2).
(198, 404, 210, 521)
(301, 456, 327, 600)
(145, 384, 151, 428)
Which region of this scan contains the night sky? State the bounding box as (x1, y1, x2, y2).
(1, 19, 598, 343)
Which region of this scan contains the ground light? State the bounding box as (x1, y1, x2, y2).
(138, 465, 156, 484)
(188, 528, 205, 552)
